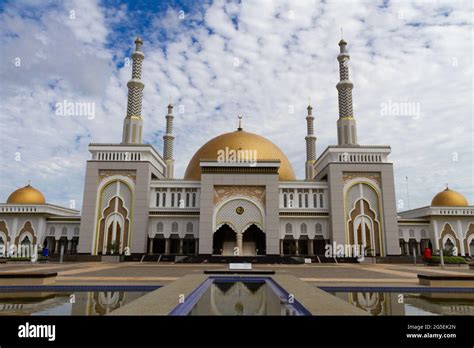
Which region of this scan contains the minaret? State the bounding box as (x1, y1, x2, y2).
(305, 103, 317, 180)
(122, 37, 145, 144)
(163, 103, 175, 178)
(336, 38, 358, 145)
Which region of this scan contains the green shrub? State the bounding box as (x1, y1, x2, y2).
(430, 256, 466, 264)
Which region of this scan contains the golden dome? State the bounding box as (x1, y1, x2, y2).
(6, 184, 46, 204)
(431, 187, 468, 207)
(184, 130, 296, 180)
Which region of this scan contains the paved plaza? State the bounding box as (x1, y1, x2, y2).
(0, 262, 471, 287)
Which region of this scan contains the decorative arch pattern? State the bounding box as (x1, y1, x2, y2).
(438, 223, 461, 253)
(15, 221, 36, 245)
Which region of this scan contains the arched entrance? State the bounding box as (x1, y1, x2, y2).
(213, 224, 237, 255)
(242, 224, 265, 256)
(213, 197, 266, 256)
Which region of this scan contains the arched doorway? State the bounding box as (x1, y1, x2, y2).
(242, 224, 265, 256)
(213, 224, 236, 255)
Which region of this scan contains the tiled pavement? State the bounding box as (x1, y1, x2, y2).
(1, 261, 470, 287)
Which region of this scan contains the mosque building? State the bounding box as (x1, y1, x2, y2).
(1, 38, 473, 259)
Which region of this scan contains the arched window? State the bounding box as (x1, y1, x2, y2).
(171, 193, 175, 207)
(156, 192, 161, 207)
(420, 229, 427, 238)
(289, 193, 294, 208)
(304, 194, 309, 208)
(156, 222, 164, 233)
(61, 227, 67, 236)
(177, 193, 182, 207)
(313, 194, 317, 208)
(172, 222, 179, 233)
(298, 194, 302, 208)
(283, 193, 288, 208)
(49, 227, 55, 236)
(398, 229, 403, 237)
(192, 193, 196, 207)
(162, 193, 166, 207)
(285, 223, 292, 234)
(409, 229, 415, 238)
(74, 227, 80, 236)
(186, 222, 193, 233)
(319, 194, 324, 208)
(315, 223, 322, 234)
(186, 193, 190, 207)
(301, 223, 307, 234)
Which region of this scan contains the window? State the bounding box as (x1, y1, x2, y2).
(315, 223, 322, 234)
(319, 194, 324, 208)
(285, 223, 292, 234)
(157, 222, 164, 233)
(162, 193, 166, 207)
(421, 229, 427, 238)
(172, 222, 179, 233)
(177, 193, 182, 207)
(171, 193, 175, 207)
(301, 223, 307, 234)
(298, 194, 302, 208)
(313, 194, 317, 208)
(186, 193, 190, 207)
(409, 229, 415, 238)
(304, 194, 309, 208)
(186, 222, 193, 233)
(74, 227, 80, 236)
(156, 192, 161, 207)
(49, 227, 55, 236)
(283, 193, 288, 208)
(61, 227, 67, 236)
(192, 193, 196, 207)
(289, 193, 294, 208)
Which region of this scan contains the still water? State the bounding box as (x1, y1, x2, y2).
(330, 292, 474, 316)
(0, 291, 148, 316)
(188, 281, 305, 316)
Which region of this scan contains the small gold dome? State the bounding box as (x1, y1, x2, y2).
(6, 184, 46, 204)
(184, 130, 296, 181)
(431, 187, 468, 207)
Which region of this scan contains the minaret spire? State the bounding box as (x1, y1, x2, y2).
(122, 37, 145, 144)
(305, 103, 317, 180)
(237, 115, 243, 131)
(163, 102, 175, 178)
(336, 38, 358, 145)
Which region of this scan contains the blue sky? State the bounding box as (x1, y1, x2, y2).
(0, 0, 472, 211)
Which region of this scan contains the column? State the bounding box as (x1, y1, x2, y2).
(295, 240, 299, 255)
(55, 240, 60, 254)
(179, 238, 184, 254)
(165, 239, 170, 255)
(280, 239, 283, 256)
(148, 238, 154, 254)
(67, 240, 72, 253)
(236, 233, 243, 256)
(308, 240, 314, 256)
(195, 239, 199, 255)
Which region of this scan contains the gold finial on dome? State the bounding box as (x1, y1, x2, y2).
(6, 183, 46, 205)
(431, 186, 468, 207)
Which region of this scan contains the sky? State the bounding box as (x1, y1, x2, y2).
(0, 0, 472, 212)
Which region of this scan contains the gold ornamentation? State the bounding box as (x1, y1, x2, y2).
(98, 170, 136, 183)
(214, 185, 266, 206)
(343, 172, 381, 186)
(236, 206, 244, 215)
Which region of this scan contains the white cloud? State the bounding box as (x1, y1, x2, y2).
(0, 0, 472, 211)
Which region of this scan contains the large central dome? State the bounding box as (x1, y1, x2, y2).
(184, 129, 296, 181)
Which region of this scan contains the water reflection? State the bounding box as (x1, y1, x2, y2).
(0, 291, 147, 316)
(332, 292, 474, 316)
(189, 281, 297, 316)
